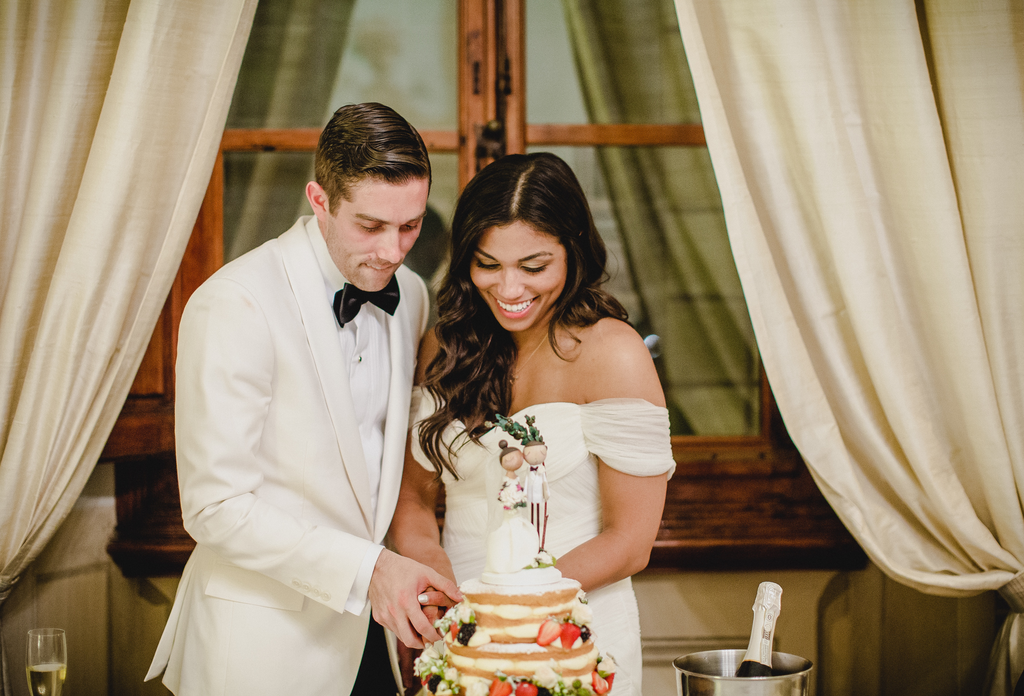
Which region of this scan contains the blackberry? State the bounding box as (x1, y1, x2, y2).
(537, 689, 552, 696)
(457, 622, 477, 645)
(427, 674, 442, 693)
(580, 625, 591, 642)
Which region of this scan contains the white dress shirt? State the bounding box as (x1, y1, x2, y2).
(307, 223, 389, 615)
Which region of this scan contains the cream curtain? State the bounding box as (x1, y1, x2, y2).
(0, 0, 256, 692)
(673, 0, 1024, 693)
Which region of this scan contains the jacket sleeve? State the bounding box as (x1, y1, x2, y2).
(175, 275, 374, 615)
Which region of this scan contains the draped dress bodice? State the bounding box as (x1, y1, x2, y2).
(410, 389, 675, 696)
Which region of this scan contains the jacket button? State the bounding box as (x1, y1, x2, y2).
(322, 592, 331, 602)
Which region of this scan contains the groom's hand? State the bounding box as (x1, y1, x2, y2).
(368, 549, 463, 649)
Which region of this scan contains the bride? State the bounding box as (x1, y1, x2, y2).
(388, 152, 675, 696)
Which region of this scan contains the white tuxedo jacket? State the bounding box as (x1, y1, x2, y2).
(146, 216, 429, 695)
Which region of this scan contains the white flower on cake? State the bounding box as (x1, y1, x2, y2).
(422, 642, 441, 662)
(534, 662, 562, 689)
(466, 683, 490, 696)
(598, 653, 617, 676)
(456, 602, 474, 625)
(526, 550, 557, 569)
(571, 601, 594, 625)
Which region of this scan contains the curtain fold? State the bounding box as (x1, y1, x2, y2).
(673, 0, 1024, 693)
(0, 0, 256, 692)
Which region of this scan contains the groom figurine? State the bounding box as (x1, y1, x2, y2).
(146, 103, 461, 696)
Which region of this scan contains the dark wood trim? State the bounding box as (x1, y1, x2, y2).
(108, 454, 196, 577)
(219, 128, 460, 152)
(527, 123, 706, 147)
(459, 0, 495, 185)
(651, 392, 865, 572)
(651, 447, 865, 571)
(215, 123, 704, 154)
(499, 0, 526, 156)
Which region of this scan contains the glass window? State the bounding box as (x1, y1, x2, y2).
(222, 0, 459, 271)
(526, 0, 759, 435)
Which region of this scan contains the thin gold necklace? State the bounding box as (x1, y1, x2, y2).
(511, 336, 546, 383)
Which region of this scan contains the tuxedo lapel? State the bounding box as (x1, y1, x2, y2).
(279, 218, 374, 534)
(373, 270, 417, 542)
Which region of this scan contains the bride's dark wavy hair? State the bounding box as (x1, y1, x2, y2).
(418, 152, 627, 477)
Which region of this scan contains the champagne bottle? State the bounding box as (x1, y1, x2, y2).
(735, 581, 782, 677)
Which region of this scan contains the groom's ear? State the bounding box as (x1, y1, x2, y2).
(306, 181, 330, 219)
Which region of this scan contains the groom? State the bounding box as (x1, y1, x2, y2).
(146, 103, 461, 696)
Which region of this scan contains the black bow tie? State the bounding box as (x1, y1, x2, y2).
(332, 276, 401, 328)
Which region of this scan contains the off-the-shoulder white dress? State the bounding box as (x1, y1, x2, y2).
(410, 389, 675, 696)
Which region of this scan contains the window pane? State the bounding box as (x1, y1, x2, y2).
(223, 0, 459, 285)
(527, 0, 699, 125)
(223, 151, 314, 262)
(328, 0, 458, 131)
(528, 145, 761, 437)
(227, 0, 457, 130)
(526, 0, 759, 436)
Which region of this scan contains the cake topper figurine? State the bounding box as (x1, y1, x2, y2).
(498, 439, 524, 479)
(493, 414, 550, 550)
(495, 440, 527, 511)
(486, 438, 535, 574)
(524, 438, 550, 549)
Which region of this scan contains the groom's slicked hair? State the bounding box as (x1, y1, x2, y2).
(314, 102, 431, 213)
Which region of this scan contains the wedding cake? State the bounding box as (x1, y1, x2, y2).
(414, 416, 617, 696)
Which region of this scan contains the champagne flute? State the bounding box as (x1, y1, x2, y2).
(26, 628, 66, 696)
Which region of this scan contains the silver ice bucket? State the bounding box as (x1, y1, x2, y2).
(674, 649, 812, 696)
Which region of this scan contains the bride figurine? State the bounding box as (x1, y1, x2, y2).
(484, 440, 538, 575)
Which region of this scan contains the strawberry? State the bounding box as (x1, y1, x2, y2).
(489, 678, 513, 696)
(591, 671, 611, 694)
(515, 682, 539, 696)
(559, 622, 582, 649)
(536, 619, 561, 646)
(605, 672, 615, 688)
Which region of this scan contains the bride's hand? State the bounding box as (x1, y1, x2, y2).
(418, 585, 458, 623)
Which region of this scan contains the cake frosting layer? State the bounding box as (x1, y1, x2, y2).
(460, 577, 582, 643)
(448, 638, 598, 679)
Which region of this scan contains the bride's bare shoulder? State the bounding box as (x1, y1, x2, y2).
(570, 318, 665, 405)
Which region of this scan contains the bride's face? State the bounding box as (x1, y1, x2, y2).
(470, 221, 568, 337)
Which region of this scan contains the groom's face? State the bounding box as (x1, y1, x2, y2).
(307, 176, 429, 292)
